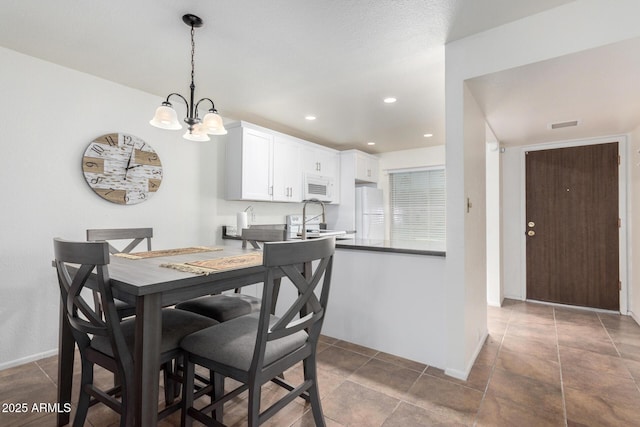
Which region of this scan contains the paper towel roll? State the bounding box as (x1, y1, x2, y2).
(236, 212, 248, 236)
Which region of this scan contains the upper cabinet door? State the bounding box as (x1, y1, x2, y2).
(272, 135, 302, 202)
(226, 127, 273, 201)
(355, 152, 379, 183)
(303, 146, 339, 180)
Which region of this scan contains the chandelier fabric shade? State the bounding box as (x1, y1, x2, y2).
(150, 14, 227, 141)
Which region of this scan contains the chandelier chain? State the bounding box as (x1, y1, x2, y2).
(190, 24, 196, 86)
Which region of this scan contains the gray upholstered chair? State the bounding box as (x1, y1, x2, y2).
(180, 236, 335, 427)
(86, 227, 153, 319)
(53, 238, 218, 427)
(175, 228, 287, 322)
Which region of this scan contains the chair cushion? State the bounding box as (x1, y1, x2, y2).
(114, 299, 136, 318)
(91, 309, 218, 357)
(180, 312, 308, 371)
(175, 294, 261, 322)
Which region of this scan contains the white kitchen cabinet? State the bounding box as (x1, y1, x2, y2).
(272, 135, 302, 202)
(226, 123, 301, 202)
(355, 151, 379, 183)
(340, 149, 379, 183)
(302, 145, 339, 181)
(301, 145, 340, 203)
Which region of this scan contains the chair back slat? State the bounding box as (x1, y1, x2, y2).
(86, 228, 153, 254)
(53, 238, 133, 365)
(241, 227, 286, 249)
(262, 237, 333, 267)
(268, 261, 326, 333)
(251, 237, 335, 372)
(67, 264, 106, 332)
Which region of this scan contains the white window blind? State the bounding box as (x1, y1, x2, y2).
(389, 168, 446, 244)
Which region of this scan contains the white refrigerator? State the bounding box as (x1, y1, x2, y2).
(355, 187, 385, 240)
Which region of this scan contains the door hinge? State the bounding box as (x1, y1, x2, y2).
(619, 218, 622, 228)
(619, 281, 622, 291)
(618, 155, 621, 165)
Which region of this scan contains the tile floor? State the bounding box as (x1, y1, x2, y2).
(2, 299, 640, 426)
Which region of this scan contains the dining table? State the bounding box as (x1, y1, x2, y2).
(56, 244, 273, 427)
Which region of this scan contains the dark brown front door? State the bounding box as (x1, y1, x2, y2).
(525, 143, 619, 310)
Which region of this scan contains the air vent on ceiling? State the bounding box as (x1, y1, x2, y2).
(549, 120, 580, 130)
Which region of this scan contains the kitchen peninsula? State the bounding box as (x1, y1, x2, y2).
(222, 228, 447, 368)
(218, 118, 449, 369)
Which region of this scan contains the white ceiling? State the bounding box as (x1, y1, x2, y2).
(0, 0, 579, 153)
(467, 36, 640, 147)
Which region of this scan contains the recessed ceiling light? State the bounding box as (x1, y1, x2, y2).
(305, 115, 316, 121)
(383, 97, 397, 104)
(423, 133, 433, 138)
(367, 142, 376, 146)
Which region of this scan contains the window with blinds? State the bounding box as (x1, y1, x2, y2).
(389, 167, 446, 244)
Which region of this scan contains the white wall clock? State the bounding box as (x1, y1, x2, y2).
(82, 133, 163, 205)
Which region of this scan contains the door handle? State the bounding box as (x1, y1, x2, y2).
(527, 230, 535, 236)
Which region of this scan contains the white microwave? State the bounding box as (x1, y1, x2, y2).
(303, 173, 334, 202)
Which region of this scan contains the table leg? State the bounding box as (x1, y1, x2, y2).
(57, 302, 74, 426)
(134, 293, 162, 426)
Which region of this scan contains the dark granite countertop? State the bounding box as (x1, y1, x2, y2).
(335, 238, 445, 256)
(221, 226, 445, 257)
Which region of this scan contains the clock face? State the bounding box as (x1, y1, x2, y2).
(82, 133, 163, 205)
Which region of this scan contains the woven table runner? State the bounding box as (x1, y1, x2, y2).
(160, 252, 263, 275)
(113, 246, 222, 260)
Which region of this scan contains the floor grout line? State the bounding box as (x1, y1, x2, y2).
(7, 303, 640, 426)
(471, 305, 513, 427)
(552, 307, 569, 427)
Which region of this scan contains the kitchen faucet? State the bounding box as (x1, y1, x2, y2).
(301, 198, 326, 240)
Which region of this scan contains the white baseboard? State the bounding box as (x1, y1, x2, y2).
(0, 349, 58, 371)
(630, 310, 640, 327)
(444, 330, 489, 381)
(487, 298, 503, 307)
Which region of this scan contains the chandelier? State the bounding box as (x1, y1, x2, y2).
(150, 14, 227, 141)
